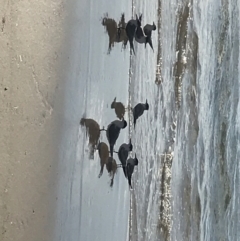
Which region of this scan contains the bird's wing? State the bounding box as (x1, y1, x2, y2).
(122, 166, 128, 178)
(126, 163, 135, 188)
(118, 147, 128, 165)
(135, 26, 144, 39)
(143, 25, 152, 37)
(133, 104, 144, 119)
(107, 124, 120, 145)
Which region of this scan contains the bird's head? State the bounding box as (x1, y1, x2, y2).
(152, 22, 156, 30)
(134, 154, 139, 165)
(111, 97, 116, 108)
(122, 119, 127, 129)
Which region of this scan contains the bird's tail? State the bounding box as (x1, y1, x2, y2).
(130, 41, 135, 55)
(123, 167, 128, 178)
(110, 145, 114, 157)
(133, 117, 136, 129)
(128, 176, 133, 189)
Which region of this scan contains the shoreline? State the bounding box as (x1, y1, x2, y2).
(0, 1, 69, 240)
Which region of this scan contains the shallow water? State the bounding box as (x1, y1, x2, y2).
(53, 0, 240, 240)
(53, 0, 132, 241)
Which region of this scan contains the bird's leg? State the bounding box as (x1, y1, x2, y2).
(99, 126, 106, 131)
(117, 26, 126, 30)
(117, 26, 125, 41)
(125, 105, 132, 112)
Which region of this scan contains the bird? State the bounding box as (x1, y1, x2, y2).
(111, 97, 125, 120)
(132, 100, 149, 128)
(80, 117, 101, 159)
(101, 13, 128, 54)
(135, 22, 156, 51)
(97, 142, 110, 178)
(126, 154, 139, 189)
(100, 119, 127, 157)
(114, 139, 133, 177)
(117, 14, 143, 55)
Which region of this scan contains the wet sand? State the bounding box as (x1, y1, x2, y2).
(0, 1, 67, 240)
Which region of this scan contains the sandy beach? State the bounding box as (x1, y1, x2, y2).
(0, 1, 68, 240)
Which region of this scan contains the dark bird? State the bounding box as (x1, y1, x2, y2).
(135, 22, 156, 51)
(101, 119, 127, 157)
(114, 139, 133, 177)
(111, 97, 125, 120)
(80, 118, 101, 159)
(126, 154, 139, 189)
(132, 100, 149, 128)
(117, 14, 143, 55)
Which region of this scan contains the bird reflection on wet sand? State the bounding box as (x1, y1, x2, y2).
(101, 13, 128, 54)
(80, 117, 121, 187)
(80, 118, 101, 159)
(106, 157, 118, 187)
(97, 142, 118, 187)
(97, 142, 110, 178)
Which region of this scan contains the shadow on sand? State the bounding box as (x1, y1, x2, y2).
(97, 142, 118, 187)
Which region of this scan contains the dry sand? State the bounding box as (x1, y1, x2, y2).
(0, 1, 69, 240)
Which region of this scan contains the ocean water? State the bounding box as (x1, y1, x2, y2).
(53, 0, 240, 240)
(131, 0, 240, 240)
(171, 0, 240, 240)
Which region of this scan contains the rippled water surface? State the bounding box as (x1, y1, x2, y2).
(171, 0, 240, 240)
(131, 0, 240, 241)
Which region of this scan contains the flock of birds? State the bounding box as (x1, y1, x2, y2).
(80, 14, 156, 189)
(102, 13, 156, 54)
(117, 13, 156, 54)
